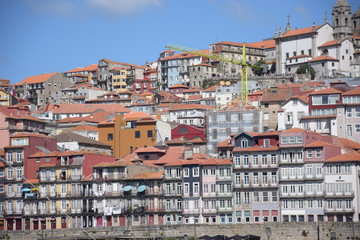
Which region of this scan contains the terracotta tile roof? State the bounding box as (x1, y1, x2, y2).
(281, 25, 322, 38)
(135, 146, 165, 153)
(166, 137, 206, 144)
(0, 161, 4, 167)
(0, 105, 45, 123)
(186, 153, 213, 160)
(305, 141, 336, 148)
(101, 59, 134, 67)
(57, 111, 113, 124)
(183, 87, 202, 93)
(14, 72, 57, 86)
(233, 145, 279, 152)
(44, 104, 130, 114)
(260, 88, 292, 102)
(170, 103, 213, 111)
(66, 64, 98, 73)
(308, 87, 343, 95)
(258, 130, 281, 137)
(124, 112, 153, 119)
(161, 49, 175, 54)
(214, 41, 260, 49)
(309, 55, 338, 62)
(128, 171, 164, 180)
(69, 124, 99, 132)
(165, 158, 231, 167)
(168, 84, 189, 89)
(10, 133, 55, 139)
(203, 85, 218, 92)
(217, 139, 233, 148)
(186, 95, 202, 100)
(29, 151, 61, 158)
(288, 54, 311, 60)
(0, 148, 4, 157)
(318, 39, 345, 48)
(339, 138, 360, 150)
(248, 90, 264, 96)
(250, 39, 275, 49)
(326, 152, 360, 163)
(199, 158, 232, 165)
(342, 86, 360, 96)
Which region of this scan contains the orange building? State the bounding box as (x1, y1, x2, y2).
(98, 112, 157, 159)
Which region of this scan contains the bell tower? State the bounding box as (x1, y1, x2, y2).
(332, 0, 352, 39)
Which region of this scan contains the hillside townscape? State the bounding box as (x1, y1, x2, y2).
(1, 0, 360, 239)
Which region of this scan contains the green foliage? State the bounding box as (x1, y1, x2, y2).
(296, 64, 316, 79)
(251, 60, 267, 76)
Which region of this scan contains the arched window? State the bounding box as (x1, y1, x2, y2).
(354, 21, 357, 28)
(336, 18, 339, 27)
(345, 18, 348, 26)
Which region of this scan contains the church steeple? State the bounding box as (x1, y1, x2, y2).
(285, 14, 292, 32)
(332, 0, 352, 39)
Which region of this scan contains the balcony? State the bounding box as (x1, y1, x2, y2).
(216, 207, 233, 213)
(202, 208, 217, 214)
(324, 190, 355, 198)
(202, 192, 216, 198)
(40, 176, 56, 182)
(324, 206, 355, 213)
(280, 192, 305, 198)
(165, 207, 181, 212)
(304, 191, 324, 197)
(183, 208, 200, 214)
(216, 175, 232, 181)
(216, 192, 233, 197)
(163, 190, 180, 197)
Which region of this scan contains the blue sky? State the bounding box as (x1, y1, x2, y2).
(1, 0, 359, 84)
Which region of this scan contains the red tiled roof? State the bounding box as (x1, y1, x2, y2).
(57, 111, 113, 124)
(135, 146, 165, 153)
(305, 141, 336, 148)
(66, 64, 98, 73)
(183, 88, 201, 93)
(339, 138, 360, 150)
(250, 39, 276, 49)
(203, 85, 218, 92)
(14, 72, 57, 86)
(308, 87, 343, 95)
(326, 152, 360, 162)
(186, 95, 202, 100)
(301, 115, 336, 119)
(309, 55, 338, 62)
(248, 90, 264, 96)
(186, 153, 212, 160)
(93, 159, 134, 167)
(191, 63, 214, 67)
(101, 59, 134, 67)
(318, 39, 345, 48)
(342, 86, 360, 96)
(281, 25, 322, 38)
(70, 125, 99, 132)
(282, 128, 319, 134)
(168, 84, 189, 89)
(260, 88, 292, 102)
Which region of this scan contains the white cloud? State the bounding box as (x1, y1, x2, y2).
(24, 0, 74, 15)
(86, 0, 162, 17)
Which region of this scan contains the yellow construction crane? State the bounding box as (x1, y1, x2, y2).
(166, 43, 250, 102)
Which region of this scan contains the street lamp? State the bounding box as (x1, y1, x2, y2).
(263, 217, 271, 240)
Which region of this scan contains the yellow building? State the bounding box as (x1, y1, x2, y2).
(110, 67, 127, 92)
(0, 88, 10, 106)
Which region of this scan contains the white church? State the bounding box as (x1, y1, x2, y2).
(275, 0, 360, 78)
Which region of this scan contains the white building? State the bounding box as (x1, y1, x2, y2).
(278, 95, 309, 131)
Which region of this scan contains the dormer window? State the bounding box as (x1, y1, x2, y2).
(241, 139, 248, 148)
(264, 139, 270, 148)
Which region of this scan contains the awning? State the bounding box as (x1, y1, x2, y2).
(123, 186, 132, 192)
(22, 188, 31, 192)
(137, 185, 146, 192)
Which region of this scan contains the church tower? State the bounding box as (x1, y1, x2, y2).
(332, 0, 352, 39)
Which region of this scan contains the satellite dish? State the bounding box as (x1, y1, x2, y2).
(220, 81, 225, 85)
(226, 81, 231, 86)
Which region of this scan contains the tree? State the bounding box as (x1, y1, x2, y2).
(296, 64, 316, 79)
(252, 60, 267, 76)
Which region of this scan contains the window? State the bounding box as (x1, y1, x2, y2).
(346, 125, 352, 136)
(107, 134, 113, 141)
(244, 192, 250, 204)
(193, 167, 199, 177)
(253, 192, 259, 202)
(264, 139, 270, 148)
(234, 155, 240, 167)
(307, 150, 313, 158)
(355, 124, 360, 133)
(315, 149, 321, 158)
(193, 183, 199, 194)
(272, 191, 277, 201)
(135, 131, 140, 138)
(355, 107, 360, 117)
(346, 108, 352, 117)
(183, 168, 189, 177)
(241, 139, 248, 148)
(263, 192, 268, 202)
(253, 155, 258, 165)
(147, 130, 153, 138)
(243, 155, 249, 166)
